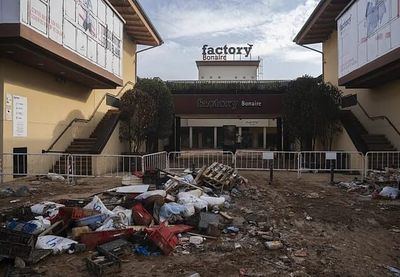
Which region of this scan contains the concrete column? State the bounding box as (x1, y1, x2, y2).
(238, 127, 242, 136)
(263, 127, 267, 149)
(214, 127, 218, 149)
(189, 127, 193, 149)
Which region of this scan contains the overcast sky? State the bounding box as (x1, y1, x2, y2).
(136, 0, 322, 81)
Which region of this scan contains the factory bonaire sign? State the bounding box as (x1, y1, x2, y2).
(173, 94, 282, 115)
(197, 99, 262, 110)
(202, 44, 253, 61)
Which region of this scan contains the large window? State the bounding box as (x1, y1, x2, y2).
(193, 127, 214, 149)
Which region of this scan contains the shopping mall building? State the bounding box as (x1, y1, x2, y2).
(166, 54, 288, 151)
(295, 0, 400, 153)
(0, 0, 161, 177)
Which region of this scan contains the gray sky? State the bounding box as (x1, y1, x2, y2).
(137, 0, 322, 81)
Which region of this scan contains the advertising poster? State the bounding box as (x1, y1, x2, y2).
(338, 0, 400, 78)
(63, 19, 76, 50)
(77, 29, 88, 56)
(13, 95, 28, 138)
(30, 0, 48, 34)
(65, 0, 76, 21)
(49, 0, 63, 44)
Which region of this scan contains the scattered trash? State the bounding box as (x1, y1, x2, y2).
(36, 235, 78, 254)
(189, 236, 204, 245)
(0, 162, 252, 273)
(378, 186, 399, 200)
(46, 173, 65, 182)
(107, 185, 149, 194)
(265, 241, 284, 250)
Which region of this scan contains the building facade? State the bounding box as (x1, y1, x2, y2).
(295, 0, 400, 153)
(0, 0, 162, 178)
(167, 59, 287, 151)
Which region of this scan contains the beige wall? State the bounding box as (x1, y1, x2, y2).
(323, 31, 400, 151)
(1, 31, 136, 156)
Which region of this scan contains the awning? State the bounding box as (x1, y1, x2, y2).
(293, 0, 351, 45)
(109, 0, 163, 46)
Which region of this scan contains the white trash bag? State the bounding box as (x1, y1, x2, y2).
(36, 235, 77, 254)
(84, 196, 114, 216)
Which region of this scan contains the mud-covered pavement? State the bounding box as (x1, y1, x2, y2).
(0, 172, 399, 277)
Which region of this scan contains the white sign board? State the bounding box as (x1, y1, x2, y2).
(326, 152, 337, 160)
(338, 0, 400, 78)
(262, 152, 274, 160)
(13, 95, 27, 137)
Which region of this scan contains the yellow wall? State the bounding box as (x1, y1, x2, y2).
(323, 31, 400, 151)
(1, 30, 136, 156)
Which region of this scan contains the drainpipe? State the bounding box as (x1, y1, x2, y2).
(135, 45, 161, 83)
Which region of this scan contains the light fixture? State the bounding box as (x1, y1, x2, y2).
(6, 50, 14, 54)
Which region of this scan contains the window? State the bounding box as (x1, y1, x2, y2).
(13, 147, 27, 178)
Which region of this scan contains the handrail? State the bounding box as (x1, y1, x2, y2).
(357, 101, 400, 137)
(44, 81, 135, 153)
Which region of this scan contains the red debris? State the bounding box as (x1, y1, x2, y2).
(80, 228, 136, 250)
(132, 203, 153, 226)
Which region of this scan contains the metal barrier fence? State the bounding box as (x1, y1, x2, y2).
(168, 151, 235, 171)
(299, 151, 364, 175)
(235, 150, 300, 171)
(0, 153, 70, 180)
(142, 152, 168, 172)
(70, 154, 143, 178)
(2, 151, 398, 182)
(365, 151, 400, 172)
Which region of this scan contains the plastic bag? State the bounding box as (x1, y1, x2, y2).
(31, 202, 65, 217)
(46, 173, 65, 182)
(112, 206, 132, 226)
(159, 203, 194, 222)
(135, 190, 166, 200)
(83, 196, 114, 216)
(177, 194, 208, 211)
(27, 216, 51, 234)
(200, 196, 225, 207)
(379, 186, 399, 199)
(36, 235, 77, 254)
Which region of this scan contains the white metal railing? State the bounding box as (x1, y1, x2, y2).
(0, 153, 70, 179)
(299, 151, 364, 175)
(365, 151, 400, 172)
(235, 150, 300, 171)
(142, 152, 168, 172)
(2, 151, 397, 183)
(70, 154, 143, 177)
(168, 151, 235, 171)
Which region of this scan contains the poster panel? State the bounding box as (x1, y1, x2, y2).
(49, 0, 63, 44)
(65, 0, 76, 21)
(21, 0, 29, 23)
(87, 37, 97, 61)
(63, 19, 76, 50)
(13, 95, 28, 138)
(338, 0, 400, 78)
(77, 29, 88, 56)
(98, 44, 106, 67)
(30, 0, 48, 34)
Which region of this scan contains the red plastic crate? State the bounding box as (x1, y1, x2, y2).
(147, 225, 178, 255)
(80, 228, 136, 250)
(146, 224, 193, 255)
(132, 203, 153, 226)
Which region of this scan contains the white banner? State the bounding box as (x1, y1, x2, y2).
(49, 0, 63, 44)
(338, 0, 400, 78)
(13, 95, 28, 138)
(30, 0, 48, 34)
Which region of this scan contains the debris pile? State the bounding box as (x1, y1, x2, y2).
(335, 167, 400, 200)
(0, 163, 251, 275)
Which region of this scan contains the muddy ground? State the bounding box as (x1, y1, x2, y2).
(0, 172, 399, 277)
